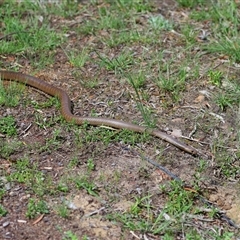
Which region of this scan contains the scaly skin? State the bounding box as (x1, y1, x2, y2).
(0, 70, 198, 155)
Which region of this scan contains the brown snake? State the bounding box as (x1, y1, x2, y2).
(0, 71, 198, 156)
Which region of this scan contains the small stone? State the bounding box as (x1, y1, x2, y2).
(2, 221, 10, 227)
(5, 183, 11, 191)
(17, 219, 27, 223)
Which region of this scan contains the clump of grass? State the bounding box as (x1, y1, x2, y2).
(176, 0, 205, 8)
(56, 204, 70, 219)
(208, 70, 223, 87)
(165, 181, 195, 215)
(148, 15, 173, 31)
(0, 116, 17, 136)
(106, 182, 197, 237)
(74, 176, 98, 197)
(98, 51, 134, 74)
(7, 157, 55, 196)
(0, 204, 8, 217)
(0, 1, 64, 68)
(203, 1, 240, 62)
(65, 48, 89, 68)
(0, 81, 24, 107)
(0, 139, 22, 159)
(38, 128, 64, 153)
(154, 67, 187, 102)
(63, 230, 78, 240)
(26, 198, 49, 219)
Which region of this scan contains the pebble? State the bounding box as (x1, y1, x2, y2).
(2, 221, 10, 227)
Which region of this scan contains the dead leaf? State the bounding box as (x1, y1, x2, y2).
(194, 95, 205, 103)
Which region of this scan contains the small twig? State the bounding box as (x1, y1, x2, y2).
(181, 135, 209, 146)
(181, 105, 200, 109)
(130, 231, 141, 239)
(209, 112, 225, 123)
(139, 152, 182, 182)
(33, 214, 44, 225)
(84, 207, 105, 217)
(188, 123, 197, 139)
(124, 146, 239, 229)
(197, 196, 239, 228)
(185, 213, 214, 222)
(127, 146, 182, 182)
(20, 123, 32, 137)
(143, 234, 150, 240)
(0, 133, 5, 138)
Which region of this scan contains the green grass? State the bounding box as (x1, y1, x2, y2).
(198, 1, 240, 62)
(103, 30, 144, 47)
(0, 1, 64, 68)
(26, 198, 49, 219)
(31, 96, 60, 110)
(62, 231, 79, 240)
(0, 139, 23, 159)
(0, 116, 17, 136)
(154, 67, 187, 102)
(56, 204, 70, 219)
(107, 180, 235, 238)
(98, 50, 135, 74)
(0, 204, 8, 217)
(176, 0, 205, 8)
(38, 128, 64, 153)
(74, 176, 99, 197)
(148, 15, 173, 31)
(0, 80, 24, 107)
(0, 0, 240, 239)
(208, 70, 223, 87)
(86, 158, 95, 171)
(77, 123, 151, 146)
(7, 158, 45, 192)
(64, 48, 89, 68)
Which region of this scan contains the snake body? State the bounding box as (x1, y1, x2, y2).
(0, 71, 198, 155)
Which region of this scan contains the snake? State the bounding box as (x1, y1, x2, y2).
(0, 70, 198, 155)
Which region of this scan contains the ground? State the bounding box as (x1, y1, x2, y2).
(0, 0, 240, 239)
